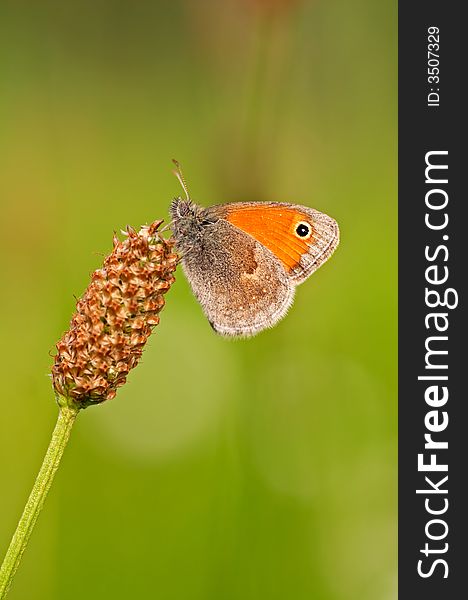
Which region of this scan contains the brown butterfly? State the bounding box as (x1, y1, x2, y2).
(169, 162, 339, 337)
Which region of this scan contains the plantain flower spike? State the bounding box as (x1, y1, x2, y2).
(52, 221, 178, 409)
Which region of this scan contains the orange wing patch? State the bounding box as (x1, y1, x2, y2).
(225, 206, 315, 272)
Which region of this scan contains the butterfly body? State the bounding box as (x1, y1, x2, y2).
(170, 198, 339, 337)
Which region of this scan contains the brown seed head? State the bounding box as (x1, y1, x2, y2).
(52, 221, 178, 409)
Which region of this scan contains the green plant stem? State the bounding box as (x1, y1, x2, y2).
(0, 405, 79, 599)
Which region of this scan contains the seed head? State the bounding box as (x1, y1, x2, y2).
(52, 221, 178, 409)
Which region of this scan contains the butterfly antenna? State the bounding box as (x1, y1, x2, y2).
(172, 159, 191, 201)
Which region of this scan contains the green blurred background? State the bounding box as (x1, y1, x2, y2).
(0, 1, 396, 599)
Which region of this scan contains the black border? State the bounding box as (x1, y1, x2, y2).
(399, 2, 466, 597)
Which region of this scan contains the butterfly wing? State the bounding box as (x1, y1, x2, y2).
(211, 202, 339, 284)
(180, 218, 295, 337)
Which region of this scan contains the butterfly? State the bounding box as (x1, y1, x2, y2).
(169, 161, 339, 337)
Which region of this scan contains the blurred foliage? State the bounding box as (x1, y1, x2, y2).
(0, 1, 396, 599)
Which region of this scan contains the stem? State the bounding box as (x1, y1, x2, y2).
(0, 405, 79, 599)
